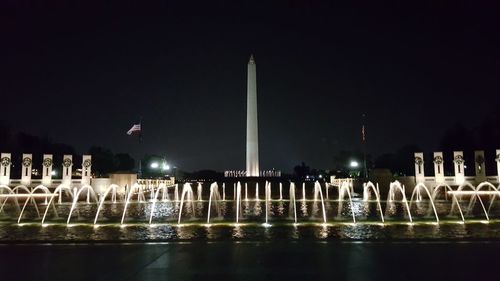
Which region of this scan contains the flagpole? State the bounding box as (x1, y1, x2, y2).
(138, 116, 143, 178)
(362, 114, 368, 179)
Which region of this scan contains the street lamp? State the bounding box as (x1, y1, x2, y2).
(150, 162, 159, 169)
(350, 160, 359, 168)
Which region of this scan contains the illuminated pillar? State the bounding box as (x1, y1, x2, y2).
(474, 150, 486, 182)
(20, 153, 33, 186)
(0, 153, 11, 185)
(496, 149, 500, 183)
(81, 155, 91, 185)
(433, 152, 444, 183)
(62, 155, 73, 185)
(414, 152, 425, 183)
(453, 151, 465, 185)
(42, 154, 53, 186)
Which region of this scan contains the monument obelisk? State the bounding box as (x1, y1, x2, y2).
(246, 55, 259, 177)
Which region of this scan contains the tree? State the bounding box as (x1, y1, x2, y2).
(293, 162, 310, 179)
(88, 146, 115, 177)
(115, 153, 135, 171)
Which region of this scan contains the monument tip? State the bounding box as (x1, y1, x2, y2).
(249, 54, 255, 64)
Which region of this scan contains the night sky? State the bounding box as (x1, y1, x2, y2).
(1, 1, 498, 172)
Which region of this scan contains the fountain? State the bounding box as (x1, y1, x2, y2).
(289, 182, 298, 223)
(337, 181, 356, 223)
(409, 183, 439, 222)
(0, 179, 499, 233)
(178, 183, 195, 224)
(235, 182, 242, 223)
(385, 181, 413, 222)
(362, 182, 384, 222)
(207, 182, 222, 224)
(313, 181, 327, 223)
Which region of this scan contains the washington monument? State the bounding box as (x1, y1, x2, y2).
(246, 55, 259, 177)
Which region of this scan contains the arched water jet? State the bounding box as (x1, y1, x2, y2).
(313, 181, 327, 223)
(41, 185, 75, 224)
(255, 182, 259, 201)
(470, 182, 498, 220)
(432, 183, 465, 222)
(148, 183, 173, 224)
(487, 184, 500, 214)
(289, 182, 297, 223)
(362, 182, 384, 222)
(0, 185, 21, 214)
(121, 183, 144, 224)
(222, 183, 226, 201)
(279, 183, 283, 201)
(264, 181, 271, 224)
(174, 184, 179, 201)
(207, 183, 222, 224)
(384, 181, 412, 222)
(94, 184, 120, 224)
(235, 182, 242, 223)
(454, 182, 490, 220)
(409, 183, 439, 222)
(197, 182, 202, 201)
(18, 185, 55, 223)
(177, 183, 195, 224)
(337, 182, 355, 223)
(67, 185, 98, 224)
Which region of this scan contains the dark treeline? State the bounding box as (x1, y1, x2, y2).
(2, 107, 499, 179)
(0, 121, 135, 178)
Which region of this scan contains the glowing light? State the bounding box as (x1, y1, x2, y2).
(42, 224, 49, 228)
(350, 161, 359, 168)
(480, 220, 490, 224)
(262, 223, 272, 228)
(51, 170, 57, 176)
(150, 162, 159, 169)
(162, 163, 170, 171)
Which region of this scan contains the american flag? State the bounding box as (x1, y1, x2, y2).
(127, 123, 141, 136)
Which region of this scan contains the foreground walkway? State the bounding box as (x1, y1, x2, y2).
(0, 241, 498, 281)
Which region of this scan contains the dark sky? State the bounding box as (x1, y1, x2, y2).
(1, 1, 499, 172)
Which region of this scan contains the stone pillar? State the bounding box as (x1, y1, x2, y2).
(453, 151, 465, 185)
(62, 155, 73, 185)
(20, 154, 33, 186)
(246, 54, 259, 177)
(81, 155, 91, 185)
(496, 149, 500, 183)
(42, 154, 53, 186)
(433, 152, 444, 183)
(0, 153, 11, 185)
(474, 150, 486, 182)
(414, 152, 425, 183)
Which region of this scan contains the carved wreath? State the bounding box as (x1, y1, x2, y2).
(454, 155, 464, 165)
(22, 157, 32, 167)
(433, 156, 443, 165)
(475, 155, 485, 165)
(63, 158, 72, 167)
(43, 158, 53, 167)
(83, 159, 92, 168)
(0, 157, 11, 167)
(414, 157, 423, 166)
